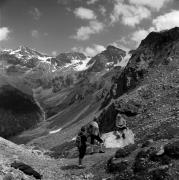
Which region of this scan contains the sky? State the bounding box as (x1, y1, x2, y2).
(0, 0, 179, 56)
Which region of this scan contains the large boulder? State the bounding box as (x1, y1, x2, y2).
(106, 157, 129, 173)
(115, 144, 138, 158)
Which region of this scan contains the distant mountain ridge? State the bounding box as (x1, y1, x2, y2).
(87, 45, 126, 72)
(0, 44, 127, 138)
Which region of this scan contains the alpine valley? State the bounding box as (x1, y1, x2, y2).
(0, 27, 178, 180)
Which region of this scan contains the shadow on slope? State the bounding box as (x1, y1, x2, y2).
(0, 75, 44, 138)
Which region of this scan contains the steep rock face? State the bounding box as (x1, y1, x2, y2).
(99, 27, 179, 133)
(0, 77, 44, 138)
(102, 27, 179, 103)
(122, 27, 179, 94)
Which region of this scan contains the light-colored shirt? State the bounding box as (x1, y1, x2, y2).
(90, 121, 99, 129)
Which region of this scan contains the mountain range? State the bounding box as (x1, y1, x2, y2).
(0, 27, 178, 179)
(0, 43, 127, 138)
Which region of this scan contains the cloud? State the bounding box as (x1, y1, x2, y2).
(131, 29, 149, 46)
(110, 10, 179, 50)
(111, 41, 130, 52)
(72, 20, 104, 40)
(87, 0, 98, 5)
(29, 7, 42, 20)
(74, 7, 96, 20)
(130, 10, 179, 47)
(129, 0, 172, 11)
(130, 10, 179, 46)
(110, 2, 151, 27)
(85, 44, 105, 56)
(99, 6, 106, 16)
(0, 0, 8, 8)
(110, 1, 151, 27)
(152, 10, 179, 31)
(52, 51, 57, 56)
(0, 27, 10, 41)
(72, 44, 105, 56)
(31, 30, 39, 38)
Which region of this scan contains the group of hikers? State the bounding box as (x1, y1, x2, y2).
(75, 113, 127, 167)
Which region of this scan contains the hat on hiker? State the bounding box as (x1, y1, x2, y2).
(81, 126, 86, 132)
(93, 116, 97, 121)
(116, 113, 122, 118)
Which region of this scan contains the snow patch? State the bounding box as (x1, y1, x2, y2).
(38, 56, 52, 63)
(74, 57, 92, 71)
(114, 52, 131, 67)
(49, 128, 62, 134)
(102, 129, 134, 148)
(72, 136, 76, 141)
(63, 57, 91, 71)
(106, 62, 114, 66)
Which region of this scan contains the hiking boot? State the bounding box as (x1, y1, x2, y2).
(122, 133, 125, 139)
(78, 165, 85, 169)
(99, 150, 105, 153)
(90, 152, 95, 155)
(116, 134, 121, 139)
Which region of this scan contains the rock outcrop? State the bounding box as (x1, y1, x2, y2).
(98, 27, 179, 134)
(106, 139, 179, 180)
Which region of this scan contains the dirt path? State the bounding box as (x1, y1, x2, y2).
(61, 148, 117, 179)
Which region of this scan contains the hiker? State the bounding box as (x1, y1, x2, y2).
(88, 117, 105, 154)
(76, 126, 88, 167)
(114, 113, 127, 139)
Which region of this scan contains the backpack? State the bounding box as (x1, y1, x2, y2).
(88, 121, 99, 136)
(75, 134, 82, 147)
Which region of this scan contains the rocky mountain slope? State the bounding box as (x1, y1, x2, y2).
(94, 27, 179, 179)
(99, 27, 179, 134)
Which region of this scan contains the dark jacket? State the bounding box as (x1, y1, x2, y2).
(78, 131, 87, 147)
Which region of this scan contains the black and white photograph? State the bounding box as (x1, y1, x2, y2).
(0, 0, 178, 179)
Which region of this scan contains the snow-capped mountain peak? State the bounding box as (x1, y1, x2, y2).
(9, 46, 52, 61)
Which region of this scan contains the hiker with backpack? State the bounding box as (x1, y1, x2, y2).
(114, 113, 127, 139)
(75, 126, 88, 167)
(88, 117, 105, 154)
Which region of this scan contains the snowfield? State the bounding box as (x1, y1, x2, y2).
(49, 128, 62, 134)
(63, 57, 92, 71)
